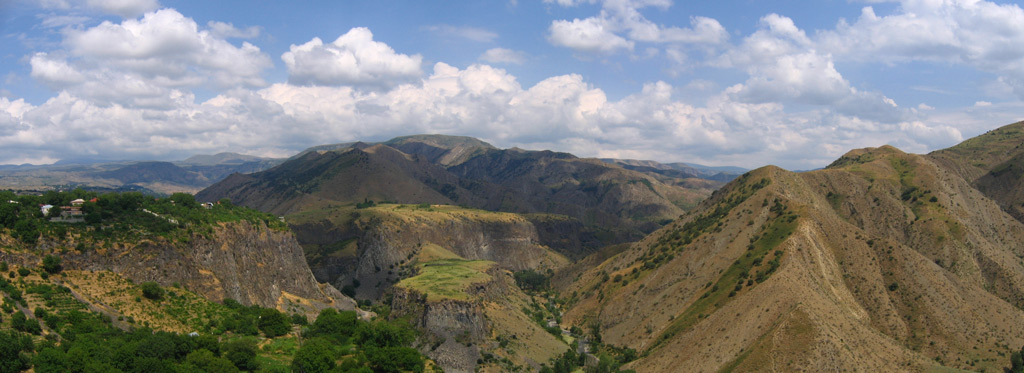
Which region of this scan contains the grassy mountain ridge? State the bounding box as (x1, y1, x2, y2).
(929, 120, 1024, 223)
(562, 142, 1024, 371)
(198, 145, 483, 216)
(384, 134, 496, 166)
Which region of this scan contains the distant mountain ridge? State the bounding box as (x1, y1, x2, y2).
(600, 158, 746, 182)
(0, 152, 285, 195)
(291, 134, 496, 166)
(181, 152, 270, 166)
(197, 134, 730, 252)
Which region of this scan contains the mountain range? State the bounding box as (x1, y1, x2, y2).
(197, 135, 734, 251)
(195, 122, 1024, 371)
(0, 152, 285, 195)
(2, 122, 1023, 371)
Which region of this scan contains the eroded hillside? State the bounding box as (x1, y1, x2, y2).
(930, 120, 1024, 223)
(563, 145, 1024, 372)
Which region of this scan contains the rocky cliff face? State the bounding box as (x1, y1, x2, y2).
(392, 288, 487, 373)
(391, 267, 568, 373)
(293, 205, 567, 299)
(2, 221, 355, 315)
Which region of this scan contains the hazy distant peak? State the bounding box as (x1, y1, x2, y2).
(182, 152, 268, 166)
(383, 134, 496, 150)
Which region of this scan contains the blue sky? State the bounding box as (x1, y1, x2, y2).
(1, 0, 1023, 169)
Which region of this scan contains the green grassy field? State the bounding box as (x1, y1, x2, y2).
(396, 259, 495, 302)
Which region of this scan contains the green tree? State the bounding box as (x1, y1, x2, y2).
(223, 337, 259, 371)
(307, 309, 358, 343)
(12, 219, 39, 245)
(185, 349, 240, 373)
(82, 203, 103, 224)
(513, 270, 549, 291)
(170, 193, 199, 209)
(41, 255, 62, 274)
(132, 356, 174, 373)
(257, 308, 291, 338)
(46, 205, 63, 219)
(0, 330, 31, 373)
(291, 338, 336, 373)
(364, 346, 424, 373)
(137, 331, 178, 360)
(141, 281, 164, 301)
(0, 202, 18, 229)
(32, 347, 69, 373)
(355, 320, 415, 348)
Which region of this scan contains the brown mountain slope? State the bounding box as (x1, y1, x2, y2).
(384, 134, 496, 166)
(929, 120, 1024, 222)
(563, 146, 1024, 372)
(199, 137, 717, 247)
(197, 144, 483, 215)
(447, 148, 702, 231)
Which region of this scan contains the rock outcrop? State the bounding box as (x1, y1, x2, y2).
(392, 288, 488, 373)
(1, 221, 355, 316)
(392, 267, 568, 373)
(292, 205, 567, 299)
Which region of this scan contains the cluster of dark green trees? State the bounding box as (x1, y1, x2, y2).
(540, 345, 636, 373)
(0, 279, 267, 373)
(0, 276, 270, 372)
(0, 284, 426, 372)
(1010, 345, 1024, 373)
(513, 269, 549, 291)
(291, 308, 424, 372)
(0, 189, 285, 246)
(215, 299, 294, 338)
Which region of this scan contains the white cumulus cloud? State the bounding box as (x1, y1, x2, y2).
(716, 14, 905, 123)
(819, 0, 1024, 98)
(61, 8, 271, 90)
(547, 0, 727, 56)
(282, 27, 424, 88)
(549, 17, 634, 53)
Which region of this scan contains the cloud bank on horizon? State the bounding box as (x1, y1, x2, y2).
(1, 0, 1023, 169)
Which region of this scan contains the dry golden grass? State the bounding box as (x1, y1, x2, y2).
(60, 269, 226, 333)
